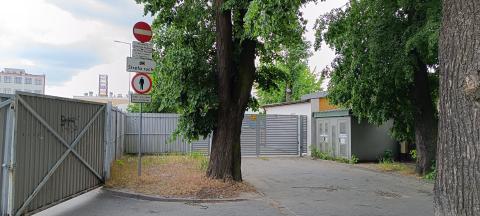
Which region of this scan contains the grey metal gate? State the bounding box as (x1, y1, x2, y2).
(1, 95, 14, 216)
(241, 114, 306, 157)
(8, 93, 108, 215)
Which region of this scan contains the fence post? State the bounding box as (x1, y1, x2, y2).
(103, 103, 112, 181)
(297, 115, 301, 157)
(1, 99, 15, 216)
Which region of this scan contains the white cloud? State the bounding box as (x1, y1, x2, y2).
(1, 0, 344, 98)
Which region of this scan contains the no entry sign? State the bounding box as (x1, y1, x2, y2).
(131, 73, 152, 94)
(133, 22, 152, 43)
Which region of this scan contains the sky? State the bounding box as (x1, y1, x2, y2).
(0, 0, 346, 98)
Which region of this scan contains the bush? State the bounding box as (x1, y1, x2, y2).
(379, 150, 394, 163)
(409, 149, 417, 160)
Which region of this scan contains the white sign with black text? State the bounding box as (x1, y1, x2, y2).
(131, 94, 152, 103)
(132, 41, 153, 60)
(126, 57, 155, 73)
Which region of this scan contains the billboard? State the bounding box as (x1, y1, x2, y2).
(98, 74, 108, 97)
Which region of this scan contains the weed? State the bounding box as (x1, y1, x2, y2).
(409, 149, 417, 160)
(311, 147, 358, 164)
(379, 150, 394, 163)
(423, 162, 437, 181)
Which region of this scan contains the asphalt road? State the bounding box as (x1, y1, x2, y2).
(36, 158, 433, 216)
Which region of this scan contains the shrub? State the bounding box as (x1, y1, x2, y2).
(409, 149, 417, 160)
(379, 150, 394, 163)
(424, 162, 437, 181)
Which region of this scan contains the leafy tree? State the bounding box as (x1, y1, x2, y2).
(136, 0, 312, 181)
(257, 42, 322, 105)
(434, 0, 480, 215)
(257, 64, 321, 105)
(315, 0, 441, 175)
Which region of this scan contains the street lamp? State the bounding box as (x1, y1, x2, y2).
(113, 40, 132, 100)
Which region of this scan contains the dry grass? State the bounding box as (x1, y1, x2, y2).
(357, 162, 417, 177)
(105, 154, 256, 199)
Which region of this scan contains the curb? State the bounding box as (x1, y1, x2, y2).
(102, 188, 258, 203)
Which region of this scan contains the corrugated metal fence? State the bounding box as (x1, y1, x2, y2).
(125, 113, 211, 154)
(125, 113, 307, 157)
(0, 93, 122, 216)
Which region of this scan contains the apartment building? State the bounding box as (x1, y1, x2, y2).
(0, 68, 45, 94)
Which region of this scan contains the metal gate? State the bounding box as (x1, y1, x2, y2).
(242, 114, 306, 157)
(1, 93, 111, 216)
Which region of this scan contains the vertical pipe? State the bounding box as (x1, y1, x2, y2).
(138, 103, 142, 176)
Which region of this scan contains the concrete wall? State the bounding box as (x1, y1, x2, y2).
(350, 118, 398, 161)
(264, 102, 312, 155)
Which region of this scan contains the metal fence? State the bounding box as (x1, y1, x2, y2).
(125, 113, 210, 154)
(125, 113, 307, 157)
(0, 93, 122, 216)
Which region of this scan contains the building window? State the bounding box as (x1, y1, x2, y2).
(34, 78, 43, 85)
(24, 77, 32, 84)
(3, 88, 11, 94)
(14, 77, 22, 84)
(4, 76, 12, 83)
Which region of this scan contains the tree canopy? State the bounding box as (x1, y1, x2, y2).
(256, 42, 322, 105)
(137, 0, 312, 141)
(315, 0, 441, 143)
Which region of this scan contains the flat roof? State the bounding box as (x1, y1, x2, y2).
(262, 100, 309, 108)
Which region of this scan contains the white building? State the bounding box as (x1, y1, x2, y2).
(0, 68, 45, 94)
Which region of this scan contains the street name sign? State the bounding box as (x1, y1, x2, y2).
(126, 57, 155, 73)
(131, 73, 152, 94)
(132, 41, 153, 60)
(133, 22, 152, 43)
(131, 94, 152, 103)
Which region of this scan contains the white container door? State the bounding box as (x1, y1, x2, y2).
(315, 119, 329, 153)
(337, 118, 351, 159)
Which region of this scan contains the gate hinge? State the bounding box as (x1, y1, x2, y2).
(2, 163, 15, 171)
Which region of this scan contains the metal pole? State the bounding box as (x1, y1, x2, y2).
(138, 103, 142, 176)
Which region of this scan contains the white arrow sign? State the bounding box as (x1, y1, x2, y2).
(126, 57, 155, 73)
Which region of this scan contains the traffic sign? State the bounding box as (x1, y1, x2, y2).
(131, 73, 152, 94)
(132, 41, 153, 60)
(131, 94, 152, 103)
(133, 22, 152, 43)
(126, 57, 155, 73)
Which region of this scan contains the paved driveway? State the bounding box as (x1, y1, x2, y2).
(36, 158, 433, 216)
(243, 158, 433, 216)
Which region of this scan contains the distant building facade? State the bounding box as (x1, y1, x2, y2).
(73, 93, 130, 111)
(0, 68, 45, 94)
(98, 74, 108, 97)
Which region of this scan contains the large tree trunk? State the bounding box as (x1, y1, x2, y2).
(207, 0, 256, 181)
(434, 0, 480, 215)
(412, 51, 438, 175)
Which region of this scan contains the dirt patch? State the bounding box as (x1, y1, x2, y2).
(105, 154, 256, 199)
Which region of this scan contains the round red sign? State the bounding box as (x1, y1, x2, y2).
(131, 73, 152, 94)
(133, 22, 152, 43)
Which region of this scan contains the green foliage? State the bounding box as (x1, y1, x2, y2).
(379, 150, 394, 163)
(311, 147, 358, 164)
(424, 162, 436, 180)
(135, 0, 314, 141)
(315, 0, 441, 142)
(410, 149, 417, 160)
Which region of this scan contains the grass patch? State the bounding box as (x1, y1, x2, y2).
(311, 147, 358, 164)
(106, 153, 255, 199)
(361, 161, 417, 176)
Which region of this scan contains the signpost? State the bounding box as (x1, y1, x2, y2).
(127, 21, 154, 176)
